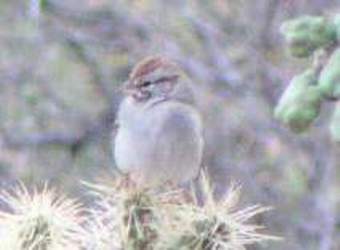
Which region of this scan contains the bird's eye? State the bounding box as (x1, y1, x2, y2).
(141, 81, 152, 87)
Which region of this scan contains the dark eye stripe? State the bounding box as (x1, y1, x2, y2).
(140, 81, 153, 87)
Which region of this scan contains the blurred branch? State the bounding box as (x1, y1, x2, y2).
(189, 16, 242, 87)
(43, 0, 149, 46)
(29, 0, 41, 20)
(63, 35, 115, 102)
(2, 1, 126, 152)
(3, 102, 116, 154)
(42, 1, 118, 103)
(2, 48, 119, 153)
(258, 0, 280, 50)
(4, 131, 82, 148)
(317, 145, 336, 250)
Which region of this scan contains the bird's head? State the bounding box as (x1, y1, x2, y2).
(122, 56, 183, 102)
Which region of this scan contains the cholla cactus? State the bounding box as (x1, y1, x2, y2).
(0, 183, 85, 250)
(319, 48, 340, 99)
(82, 175, 279, 250)
(274, 69, 322, 133)
(83, 180, 162, 250)
(280, 16, 336, 58)
(156, 176, 281, 250)
(276, 14, 340, 138)
(83, 186, 122, 250)
(0, 178, 279, 250)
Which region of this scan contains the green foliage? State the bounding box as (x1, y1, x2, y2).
(280, 16, 336, 58)
(319, 48, 340, 98)
(21, 84, 40, 106)
(40, 0, 49, 11)
(274, 70, 322, 133)
(333, 15, 340, 41)
(283, 165, 308, 198)
(330, 103, 340, 142)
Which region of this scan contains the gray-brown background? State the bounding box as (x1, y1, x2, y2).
(0, 1, 339, 249)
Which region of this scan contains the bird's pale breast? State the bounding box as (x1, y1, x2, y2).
(114, 97, 203, 187)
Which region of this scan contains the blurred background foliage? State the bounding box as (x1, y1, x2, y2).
(0, 0, 339, 249)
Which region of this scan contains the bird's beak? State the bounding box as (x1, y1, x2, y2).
(119, 80, 151, 101)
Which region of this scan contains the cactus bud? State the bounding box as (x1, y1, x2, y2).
(275, 70, 323, 132)
(319, 49, 340, 99)
(280, 16, 336, 58)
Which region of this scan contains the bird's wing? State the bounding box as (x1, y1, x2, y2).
(150, 103, 204, 183)
(111, 120, 127, 175)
